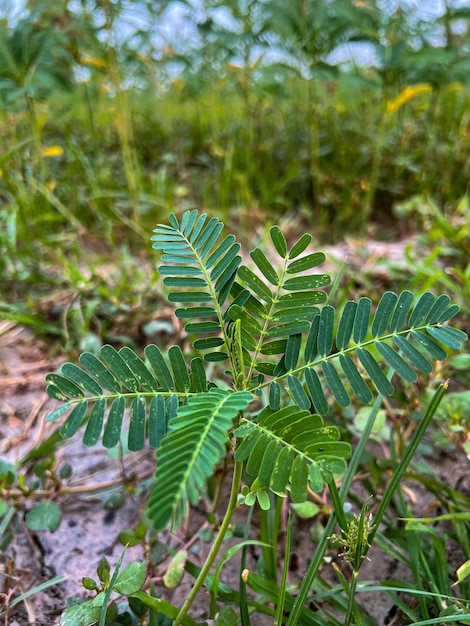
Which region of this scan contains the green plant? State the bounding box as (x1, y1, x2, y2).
(44, 210, 467, 624)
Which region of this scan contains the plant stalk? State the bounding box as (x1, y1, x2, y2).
(173, 460, 244, 625)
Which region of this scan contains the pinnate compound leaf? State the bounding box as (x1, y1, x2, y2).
(235, 406, 351, 501)
(148, 389, 252, 530)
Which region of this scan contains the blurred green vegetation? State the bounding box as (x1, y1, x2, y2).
(0, 0, 469, 349)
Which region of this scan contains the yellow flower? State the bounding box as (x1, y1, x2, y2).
(386, 84, 432, 116)
(80, 56, 108, 69)
(41, 145, 64, 157)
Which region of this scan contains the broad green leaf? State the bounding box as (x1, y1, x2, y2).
(214, 257, 241, 293)
(291, 501, 320, 519)
(204, 351, 229, 362)
(228, 305, 261, 334)
(257, 490, 271, 510)
(194, 217, 221, 251)
(160, 250, 193, 265)
(286, 252, 325, 274)
(168, 213, 179, 228)
(309, 464, 324, 492)
(250, 248, 279, 285)
(272, 307, 320, 322)
(270, 225, 287, 257)
(190, 357, 207, 392)
(114, 561, 146, 595)
(152, 242, 192, 253)
(25, 501, 61, 532)
(437, 304, 460, 323)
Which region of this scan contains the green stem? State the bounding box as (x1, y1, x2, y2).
(344, 569, 360, 626)
(173, 460, 244, 626)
